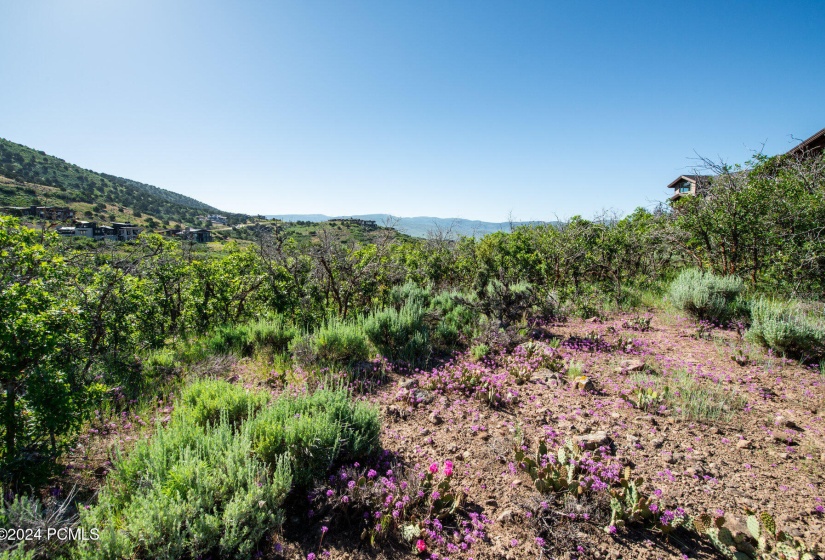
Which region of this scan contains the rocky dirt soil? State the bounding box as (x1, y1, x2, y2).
(283, 312, 825, 560)
(64, 311, 825, 560)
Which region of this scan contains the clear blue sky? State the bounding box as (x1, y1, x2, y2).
(1, 1, 823, 221)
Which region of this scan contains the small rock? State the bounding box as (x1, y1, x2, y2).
(615, 359, 644, 373)
(737, 439, 752, 450)
(412, 389, 434, 405)
(650, 438, 665, 449)
(774, 416, 803, 431)
(573, 431, 611, 451)
(462, 450, 471, 461)
(497, 509, 515, 523)
(485, 499, 498, 507)
(398, 378, 418, 389)
(428, 411, 443, 425)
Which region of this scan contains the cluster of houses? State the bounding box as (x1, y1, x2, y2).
(57, 221, 142, 241)
(53, 222, 216, 243)
(667, 126, 825, 200)
(160, 227, 213, 243)
(0, 205, 75, 220)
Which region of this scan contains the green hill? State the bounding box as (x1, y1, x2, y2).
(0, 137, 248, 228)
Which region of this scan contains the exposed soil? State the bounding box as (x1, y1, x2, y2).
(61, 311, 825, 559)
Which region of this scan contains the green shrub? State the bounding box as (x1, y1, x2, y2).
(364, 303, 430, 366)
(293, 320, 370, 367)
(745, 298, 825, 359)
(389, 281, 432, 309)
(629, 369, 744, 422)
(249, 388, 380, 487)
(205, 317, 299, 357)
(142, 347, 179, 381)
(174, 379, 270, 427)
(669, 269, 745, 321)
(77, 381, 379, 559)
(469, 343, 490, 362)
(77, 414, 292, 560)
(428, 291, 478, 352)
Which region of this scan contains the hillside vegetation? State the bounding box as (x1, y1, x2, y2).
(1, 149, 825, 560)
(0, 138, 249, 227)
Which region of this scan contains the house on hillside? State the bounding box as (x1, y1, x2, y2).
(667, 126, 824, 201)
(666, 175, 712, 201)
(785, 127, 825, 159)
(0, 205, 74, 220)
(179, 228, 212, 243)
(58, 220, 141, 241)
(207, 214, 227, 225)
(162, 227, 212, 243)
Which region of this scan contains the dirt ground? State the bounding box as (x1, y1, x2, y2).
(62, 311, 825, 560)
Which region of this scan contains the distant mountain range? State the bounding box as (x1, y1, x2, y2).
(266, 214, 552, 238)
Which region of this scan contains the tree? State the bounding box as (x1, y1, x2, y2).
(0, 217, 78, 472)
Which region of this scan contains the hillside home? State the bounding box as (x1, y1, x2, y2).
(161, 227, 213, 243)
(666, 175, 711, 201)
(179, 228, 212, 243)
(207, 214, 227, 225)
(667, 126, 824, 201)
(0, 205, 74, 220)
(785, 127, 825, 159)
(58, 221, 141, 241)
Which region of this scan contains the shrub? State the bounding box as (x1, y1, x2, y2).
(77, 414, 292, 560)
(669, 269, 745, 322)
(248, 388, 380, 486)
(469, 343, 491, 362)
(364, 303, 430, 366)
(745, 298, 825, 360)
(174, 379, 270, 427)
(141, 348, 180, 383)
(428, 291, 478, 352)
(389, 281, 432, 309)
(77, 381, 379, 559)
(478, 280, 537, 327)
(205, 317, 299, 357)
(293, 320, 370, 367)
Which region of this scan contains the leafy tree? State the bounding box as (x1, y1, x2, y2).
(0, 218, 80, 475)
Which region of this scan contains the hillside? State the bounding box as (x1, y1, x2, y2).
(267, 213, 552, 238)
(0, 137, 249, 228)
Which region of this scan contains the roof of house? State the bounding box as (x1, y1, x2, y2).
(665, 175, 712, 190)
(786, 127, 825, 157)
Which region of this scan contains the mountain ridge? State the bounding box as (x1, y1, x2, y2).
(267, 213, 553, 238)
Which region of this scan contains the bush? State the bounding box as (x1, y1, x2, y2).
(248, 388, 380, 486)
(205, 317, 299, 357)
(478, 280, 537, 327)
(77, 381, 379, 559)
(428, 290, 478, 352)
(174, 379, 270, 427)
(745, 298, 825, 360)
(77, 413, 292, 560)
(293, 320, 370, 367)
(388, 281, 432, 309)
(669, 269, 745, 322)
(364, 303, 430, 366)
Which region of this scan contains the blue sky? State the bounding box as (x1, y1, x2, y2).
(1, 1, 823, 221)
